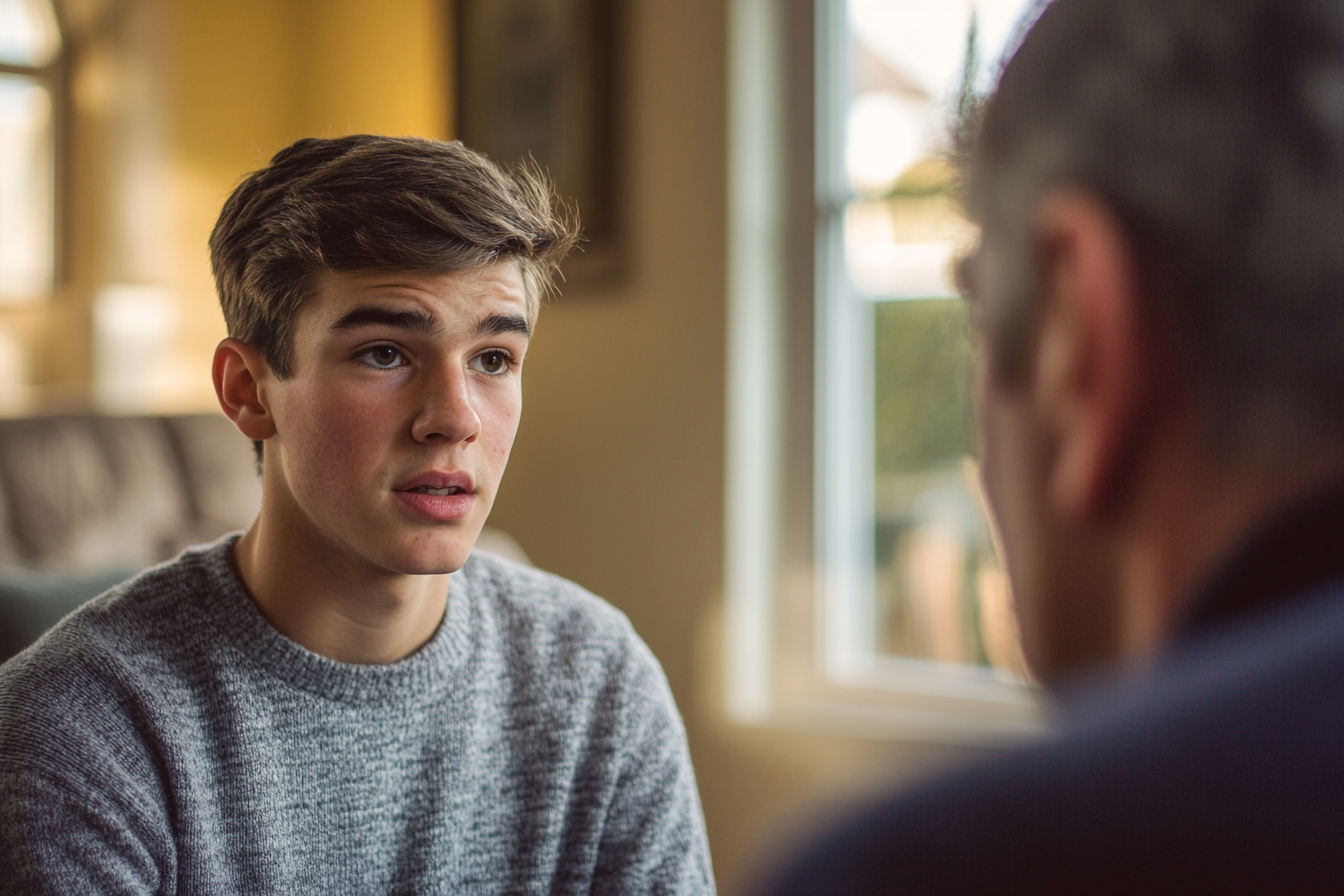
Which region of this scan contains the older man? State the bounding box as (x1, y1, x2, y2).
(762, 0, 1344, 892)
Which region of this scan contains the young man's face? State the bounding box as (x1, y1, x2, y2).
(258, 262, 530, 577)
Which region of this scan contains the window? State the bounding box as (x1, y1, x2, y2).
(727, 0, 1041, 741)
(0, 0, 60, 304)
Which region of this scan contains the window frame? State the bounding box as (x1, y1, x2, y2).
(725, 0, 1040, 743)
(0, 0, 66, 302)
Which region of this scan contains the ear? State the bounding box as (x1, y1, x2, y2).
(213, 338, 277, 442)
(1031, 189, 1147, 521)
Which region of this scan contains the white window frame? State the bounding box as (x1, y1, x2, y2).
(725, 0, 1040, 743)
(0, 0, 64, 304)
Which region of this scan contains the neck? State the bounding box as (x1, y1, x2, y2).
(231, 511, 449, 665)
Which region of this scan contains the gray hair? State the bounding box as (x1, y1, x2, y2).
(965, 0, 1344, 453)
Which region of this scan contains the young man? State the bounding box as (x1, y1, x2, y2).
(0, 135, 714, 894)
(759, 0, 1344, 892)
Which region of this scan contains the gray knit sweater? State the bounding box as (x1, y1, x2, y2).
(0, 536, 714, 894)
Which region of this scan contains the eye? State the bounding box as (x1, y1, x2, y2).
(356, 344, 406, 370)
(471, 349, 512, 376)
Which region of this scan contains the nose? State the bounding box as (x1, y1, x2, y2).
(411, 360, 481, 444)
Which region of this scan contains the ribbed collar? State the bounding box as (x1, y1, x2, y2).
(1177, 481, 1344, 641)
(186, 534, 475, 705)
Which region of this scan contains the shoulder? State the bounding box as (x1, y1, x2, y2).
(2, 540, 223, 679)
(456, 550, 676, 727)
(0, 555, 201, 892)
(759, 588, 1344, 895)
(455, 557, 712, 893)
(0, 542, 227, 758)
(0, 563, 204, 858)
(459, 549, 654, 668)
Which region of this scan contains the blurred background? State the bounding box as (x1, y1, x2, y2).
(0, 0, 1041, 892)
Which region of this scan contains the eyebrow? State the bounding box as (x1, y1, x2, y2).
(330, 306, 440, 335)
(475, 312, 530, 339)
(329, 306, 530, 339)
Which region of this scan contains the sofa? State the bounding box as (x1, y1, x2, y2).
(0, 413, 262, 573)
(0, 413, 260, 662)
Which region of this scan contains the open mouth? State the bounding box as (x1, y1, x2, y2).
(407, 485, 465, 496)
(393, 473, 476, 521)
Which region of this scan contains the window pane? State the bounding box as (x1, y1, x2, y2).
(0, 73, 53, 302)
(841, 0, 1034, 677)
(0, 0, 60, 67)
(872, 300, 1030, 672)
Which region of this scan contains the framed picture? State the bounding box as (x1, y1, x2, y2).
(455, 0, 623, 285)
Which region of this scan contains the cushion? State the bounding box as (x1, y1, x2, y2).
(0, 567, 136, 664)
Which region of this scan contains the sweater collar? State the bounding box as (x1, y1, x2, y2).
(194, 534, 475, 705)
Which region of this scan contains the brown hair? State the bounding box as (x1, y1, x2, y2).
(210, 135, 580, 378)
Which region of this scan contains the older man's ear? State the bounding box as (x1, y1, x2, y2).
(1029, 189, 1150, 526)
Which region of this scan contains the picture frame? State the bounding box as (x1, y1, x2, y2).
(455, 0, 623, 286)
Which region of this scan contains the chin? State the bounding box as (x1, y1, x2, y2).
(375, 535, 477, 577)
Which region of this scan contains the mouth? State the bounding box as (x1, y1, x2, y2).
(404, 485, 467, 496)
(392, 470, 477, 522)
(393, 469, 475, 494)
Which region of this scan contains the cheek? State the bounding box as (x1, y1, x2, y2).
(280, 380, 397, 486)
(475, 383, 523, 469)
